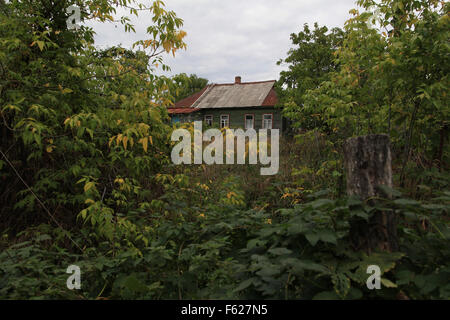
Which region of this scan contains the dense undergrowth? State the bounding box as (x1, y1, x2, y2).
(0, 0, 449, 299)
(1, 135, 449, 299)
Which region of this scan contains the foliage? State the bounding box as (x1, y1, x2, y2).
(1, 176, 448, 299)
(300, 0, 449, 168)
(276, 23, 345, 131)
(233, 188, 449, 299)
(0, 0, 448, 301)
(171, 73, 209, 102)
(0, 0, 185, 234)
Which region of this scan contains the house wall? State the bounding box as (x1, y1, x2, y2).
(170, 107, 284, 131)
(200, 107, 283, 131)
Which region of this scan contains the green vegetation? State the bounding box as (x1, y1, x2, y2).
(0, 0, 448, 299)
(171, 73, 208, 102)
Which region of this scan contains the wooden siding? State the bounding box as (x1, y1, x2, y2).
(170, 107, 283, 131)
(199, 107, 283, 130)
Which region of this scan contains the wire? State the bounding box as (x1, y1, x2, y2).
(0, 149, 84, 253)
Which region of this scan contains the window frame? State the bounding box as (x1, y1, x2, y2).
(244, 113, 255, 130)
(262, 113, 273, 129)
(220, 114, 230, 129)
(204, 114, 213, 126)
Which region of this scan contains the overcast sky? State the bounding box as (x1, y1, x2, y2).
(88, 0, 359, 83)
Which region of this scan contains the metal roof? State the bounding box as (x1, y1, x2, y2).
(191, 80, 276, 109)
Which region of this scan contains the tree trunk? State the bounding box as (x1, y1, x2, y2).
(344, 134, 398, 253)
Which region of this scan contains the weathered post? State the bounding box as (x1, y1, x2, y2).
(343, 134, 398, 253)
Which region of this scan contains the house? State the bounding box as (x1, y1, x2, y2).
(168, 76, 285, 131)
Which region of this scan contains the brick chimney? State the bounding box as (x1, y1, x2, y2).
(235, 76, 241, 84)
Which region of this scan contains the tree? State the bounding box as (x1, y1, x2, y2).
(0, 0, 186, 240)
(171, 73, 209, 102)
(299, 0, 448, 173)
(276, 23, 345, 131)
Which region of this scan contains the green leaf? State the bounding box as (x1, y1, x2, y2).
(377, 185, 402, 198)
(332, 273, 351, 298)
(381, 278, 397, 288)
(36, 41, 45, 51)
(350, 208, 369, 220)
(309, 198, 334, 209)
(317, 230, 337, 244)
(35, 234, 51, 242)
(119, 275, 147, 293)
(292, 260, 328, 273)
(305, 232, 319, 246)
(234, 278, 255, 292)
(247, 239, 266, 249)
(268, 247, 293, 256)
(394, 199, 420, 206)
(421, 204, 446, 211)
(396, 270, 415, 285)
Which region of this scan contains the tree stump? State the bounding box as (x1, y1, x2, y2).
(343, 134, 398, 253)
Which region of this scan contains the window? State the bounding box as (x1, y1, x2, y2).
(205, 115, 213, 126)
(262, 114, 273, 129)
(220, 115, 229, 128)
(245, 114, 254, 129)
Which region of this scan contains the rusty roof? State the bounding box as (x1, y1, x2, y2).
(173, 79, 278, 110)
(173, 86, 209, 109)
(167, 107, 200, 114)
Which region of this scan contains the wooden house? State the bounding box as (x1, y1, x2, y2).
(168, 76, 286, 131)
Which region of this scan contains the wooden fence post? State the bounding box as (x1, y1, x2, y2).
(343, 134, 398, 253)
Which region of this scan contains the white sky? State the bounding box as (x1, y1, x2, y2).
(88, 0, 359, 83)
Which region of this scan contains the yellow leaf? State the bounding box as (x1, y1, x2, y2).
(114, 178, 124, 184)
(141, 137, 148, 152)
(46, 146, 54, 153)
(177, 31, 187, 41)
(227, 192, 236, 199)
(84, 182, 95, 192)
(123, 136, 128, 150)
(162, 41, 171, 53)
(116, 134, 123, 146)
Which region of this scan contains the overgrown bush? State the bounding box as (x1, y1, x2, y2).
(0, 0, 448, 300)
